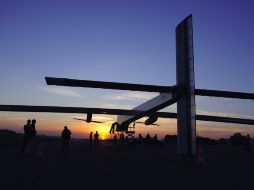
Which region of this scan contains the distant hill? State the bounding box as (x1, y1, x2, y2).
(0, 129, 60, 148)
(0, 129, 18, 137)
(163, 135, 218, 145)
(0, 129, 22, 147)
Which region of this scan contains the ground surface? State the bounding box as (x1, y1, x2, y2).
(1, 140, 253, 190)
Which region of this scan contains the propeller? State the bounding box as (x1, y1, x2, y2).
(73, 118, 86, 121)
(73, 113, 104, 123)
(90, 121, 103, 123)
(73, 118, 104, 123)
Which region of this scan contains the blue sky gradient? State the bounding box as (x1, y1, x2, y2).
(1, 0, 254, 139)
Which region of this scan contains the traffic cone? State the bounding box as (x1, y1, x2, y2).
(196, 147, 205, 168)
(34, 142, 45, 160)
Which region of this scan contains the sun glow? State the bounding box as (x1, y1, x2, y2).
(91, 124, 111, 140)
(1, 113, 254, 140)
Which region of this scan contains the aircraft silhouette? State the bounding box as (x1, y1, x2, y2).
(1, 15, 254, 132)
(73, 113, 103, 123)
(1, 15, 254, 157)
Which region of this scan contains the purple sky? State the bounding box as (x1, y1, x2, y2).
(0, 0, 254, 139)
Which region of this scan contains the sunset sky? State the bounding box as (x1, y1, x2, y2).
(1, 0, 254, 139)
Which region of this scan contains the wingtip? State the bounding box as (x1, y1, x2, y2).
(45, 77, 49, 85)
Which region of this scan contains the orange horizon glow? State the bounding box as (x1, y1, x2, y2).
(0, 112, 254, 140)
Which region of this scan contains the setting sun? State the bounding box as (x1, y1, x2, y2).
(87, 123, 111, 140)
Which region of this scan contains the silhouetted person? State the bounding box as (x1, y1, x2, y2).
(22, 119, 31, 154)
(94, 131, 99, 147)
(153, 134, 158, 145)
(61, 126, 71, 152)
(29, 119, 37, 137)
(153, 134, 158, 141)
(146, 133, 150, 140)
(89, 132, 93, 147)
(28, 119, 37, 154)
(145, 133, 151, 145)
(245, 134, 251, 152)
(138, 134, 143, 144)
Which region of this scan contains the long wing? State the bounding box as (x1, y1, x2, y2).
(196, 89, 254, 100)
(45, 77, 254, 100)
(0, 105, 130, 115)
(45, 77, 172, 93)
(0, 105, 254, 125)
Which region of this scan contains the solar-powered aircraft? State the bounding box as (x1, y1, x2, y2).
(1, 15, 254, 157)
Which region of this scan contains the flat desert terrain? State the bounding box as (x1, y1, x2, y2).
(1, 139, 253, 190)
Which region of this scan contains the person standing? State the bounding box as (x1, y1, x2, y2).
(61, 126, 72, 152)
(138, 134, 143, 145)
(29, 119, 37, 154)
(245, 134, 251, 152)
(29, 119, 37, 137)
(146, 133, 150, 140)
(153, 134, 158, 141)
(89, 132, 93, 147)
(94, 131, 99, 147)
(22, 119, 31, 154)
(145, 133, 151, 145)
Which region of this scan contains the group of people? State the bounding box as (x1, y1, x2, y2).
(62, 129, 101, 150)
(88, 131, 100, 147)
(22, 119, 72, 154)
(22, 120, 101, 153)
(22, 121, 251, 154)
(22, 119, 37, 155)
(139, 133, 158, 142)
(61, 128, 102, 151)
(109, 132, 159, 147)
(112, 133, 125, 146)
